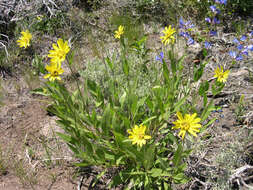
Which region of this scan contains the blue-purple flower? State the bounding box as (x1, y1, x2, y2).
(179, 32, 190, 38)
(210, 30, 217, 36)
(187, 37, 195, 45)
(247, 45, 253, 51)
(233, 38, 240, 44)
(229, 51, 243, 61)
(205, 17, 220, 24)
(155, 52, 164, 63)
(234, 36, 247, 45)
(210, 5, 220, 14)
(213, 17, 220, 24)
(241, 48, 249, 55)
(179, 32, 194, 45)
(240, 35, 247, 41)
(237, 44, 243, 50)
(215, 0, 227, 4)
(204, 41, 211, 49)
(179, 18, 194, 30)
(205, 17, 211, 23)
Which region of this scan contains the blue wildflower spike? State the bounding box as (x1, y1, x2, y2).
(237, 45, 243, 50)
(205, 17, 211, 23)
(241, 48, 248, 55)
(215, 0, 227, 4)
(233, 38, 240, 44)
(247, 45, 253, 51)
(155, 52, 164, 63)
(236, 54, 243, 61)
(229, 51, 237, 59)
(205, 41, 211, 49)
(240, 35, 247, 41)
(213, 17, 220, 24)
(179, 17, 194, 29)
(210, 5, 220, 14)
(210, 30, 217, 36)
(187, 37, 194, 45)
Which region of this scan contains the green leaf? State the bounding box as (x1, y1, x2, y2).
(104, 152, 115, 161)
(168, 50, 176, 74)
(198, 81, 209, 96)
(203, 94, 208, 107)
(173, 173, 184, 181)
(162, 60, 170, 84)
(200, 118, 216, 132)
(172, 143, 183, 167)
(201, 99, 215, 122)
(92, 170, 106, 187)
(108, 173, 122, 188)
(30, 87, 49, 96)
(129, 93, 138, 117)
(193, 64, 204, 81)
(157, 157, 170, 170)
(122, 59, 129, 76)
(178, 54, 185, 71)
(67, 50, 75, 66)
(101, 104, 112, 135)
(119, 91, 127, 107)
(141, 116, 157, 125)
(38, 62, 47, 74)
(211, 82, 225, 96)
(95, 148, 105, 161)
(74, 162, 90, 167)
(113, 131, 125, 149)
(150, 168, 162, 177)
(173, 96, 187, 113)
(106, 56, 114, 71)
(56, 132, 72, 143)
(87, 79, 98, 97)
(202, 48, 208, 57)
(116, 155, 126, 165)
(173, 173, 188, 184)
(146, 97, 154, 111)
(127, 171, 146, 175)
(143, 144, 155, 170)
(166, 133, 177, 144)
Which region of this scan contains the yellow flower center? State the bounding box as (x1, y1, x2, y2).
(52, 70, 59, 77)
(137, 133, 144, 139)
(181, 121, 190, 130)
(58, 50, 66, 59)
(218, 73, 225, 78)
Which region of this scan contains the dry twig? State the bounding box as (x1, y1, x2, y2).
(229, 165, 253, 189)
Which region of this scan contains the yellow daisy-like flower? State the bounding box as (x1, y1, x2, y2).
(17, 30, 32, 48)
(160, 25, 176, 45)
(172, 112, 202, 140)
(48, 38, 70, 63)
(114, 25, 124, 39)
(37, 15, 44, 21)
(127, 125, 151, 147)
(213, 66, 230, 83)
(44, 61, 64, 82)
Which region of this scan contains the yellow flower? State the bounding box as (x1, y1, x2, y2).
(213, 66, 230, 83)
(114, 25, 124, 39)
(48, 38, 70, 63)
(172, 112, 201, 140)
(44, 61, 64, 81)
(37, 15, 44, 21)
(127, 125, 151, 147)
(17, 30, 32, 48)
(160, 25, 176, 45)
